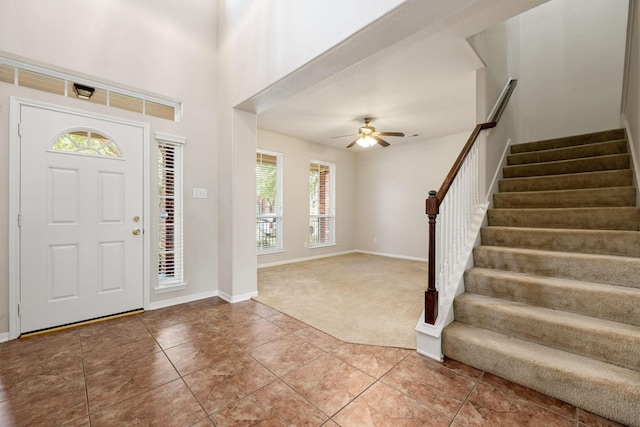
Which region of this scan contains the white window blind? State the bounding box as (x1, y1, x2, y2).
(309, 160, 335, 247)
(157, 133, 185, 290)
(256, 150, 283, 253)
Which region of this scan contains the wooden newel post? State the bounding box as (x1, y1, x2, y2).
(425, 190, 439, 324)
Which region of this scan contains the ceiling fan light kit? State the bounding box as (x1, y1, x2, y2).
(341, 117, 405, 149)
(356, 135, 377, 147)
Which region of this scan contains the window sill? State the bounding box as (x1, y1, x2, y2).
(155, 282, 187, 294)
(258, 249, 285, 256)
(310, 243, 336, 249)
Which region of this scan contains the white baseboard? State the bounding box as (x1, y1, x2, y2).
(257, 250, 357, 268)
(0, 332, 9, 343)
(257, 249, 427, 268)
(148, 290, 218, 310)
(485, 137, 512, 202)
(218, 290, 258, 303)
(355, 250, 427, 263)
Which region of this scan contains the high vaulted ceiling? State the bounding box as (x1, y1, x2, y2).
(256, 0, 548, 151)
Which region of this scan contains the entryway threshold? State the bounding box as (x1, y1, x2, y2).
(20, 308, 145, 339)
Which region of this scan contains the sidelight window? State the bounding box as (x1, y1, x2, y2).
(157, 133, 185, 291)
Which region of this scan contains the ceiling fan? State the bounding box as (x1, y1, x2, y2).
(335, 117, 405, 148)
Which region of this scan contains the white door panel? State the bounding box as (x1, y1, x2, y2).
(20, 104, 144, 333)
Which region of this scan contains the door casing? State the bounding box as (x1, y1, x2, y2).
(8, 97, 151, 339)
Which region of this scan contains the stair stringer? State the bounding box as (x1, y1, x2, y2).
(622, 115, 640, 207)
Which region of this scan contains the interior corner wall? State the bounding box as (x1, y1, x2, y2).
(625, 0, 640, 183)
(216, 0, 406, 109)
(355, 132, 469, 260)
(514, 0, 629, 142)
(216, 0, 414, 295)
(256, 130, 357, 266)
(0, 0, 219, 334)
(468, 19, 521, 194)
(469, 0, 628, 194)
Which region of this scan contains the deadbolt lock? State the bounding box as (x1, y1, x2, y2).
(133, 216, 140, 222)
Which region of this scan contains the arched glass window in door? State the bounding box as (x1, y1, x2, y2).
(52, 130, 122, 158)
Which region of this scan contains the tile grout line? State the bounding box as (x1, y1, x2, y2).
(447, 371, 484, 427)
(78, 329, 93, 426)
(139, 314, 214, 425)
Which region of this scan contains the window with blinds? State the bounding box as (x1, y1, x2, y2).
(309, 160, 335, 247)
(157, 133, 185, 291)
(256, 150, 283, 253)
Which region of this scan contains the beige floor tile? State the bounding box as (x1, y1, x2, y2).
(210, 380, 327, 426)
(183, 353, 277, 414)
(90, 379, 205, 427)
(248, 334, 326, 376)
(283, 353, 375, 416)
(334, 382, 451, 427)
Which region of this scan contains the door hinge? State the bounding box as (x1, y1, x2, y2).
(17, 213, 22, 227)
(18, 122, 22, 136)
(18, 303, 21, 317)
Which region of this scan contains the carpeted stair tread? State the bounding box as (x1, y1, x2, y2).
(442, 322, 640, 427)
(443, 127, 639, 426)
(503, 153, 630, 178)
(454, 293, 640, 370)
(488, 206, 640, 230)
(499, 169, 633, 192)
(510, 128, 626, 154)
(464, 267, 640, 326)
(492, 186, 635, 208)
(473, 245, 640, 289)
(480, 226, 640, 257)
(507, 139, 628, 166)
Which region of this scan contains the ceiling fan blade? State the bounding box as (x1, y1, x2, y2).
(331, 133, 358, 139)
(346, 138, 359, 148)
(377, 131, 405, 137)
(373, 136, 390, 147)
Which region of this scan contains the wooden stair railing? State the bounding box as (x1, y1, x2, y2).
(424, 79, 517, 324)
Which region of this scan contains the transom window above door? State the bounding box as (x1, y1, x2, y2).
(51, 130, 122, 158)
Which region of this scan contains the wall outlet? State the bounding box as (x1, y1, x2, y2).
(304, 241, 308, 248)
(193, 188, 208, 199)
(373, 237, 378, 244)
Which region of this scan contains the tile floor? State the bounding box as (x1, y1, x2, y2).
(0, 298, 625, 426)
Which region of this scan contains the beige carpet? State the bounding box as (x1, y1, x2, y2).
(255, 252, 427, 349)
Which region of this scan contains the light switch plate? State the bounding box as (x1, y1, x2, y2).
(193, 188, 208, 199)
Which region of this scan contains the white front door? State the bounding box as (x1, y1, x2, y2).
(19, 104, 145, 333)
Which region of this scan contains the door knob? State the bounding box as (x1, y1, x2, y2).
(132, 229, 141, 235)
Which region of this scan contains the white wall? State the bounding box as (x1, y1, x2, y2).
(469, 0, 629, 197)
(215, 0, 427, 298)
(355, 133, 469, 259)
(0, 0, 218, 333)
(515, 0, 628, 141)
(256, 130, 468, 265)
(470, 0, 628, 144)
(624, 0, 640, 188)
(469, 20, 521, 195)
(215, 0, 516, 299)
(257, 130, 357, 266)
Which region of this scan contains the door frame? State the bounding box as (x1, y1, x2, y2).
(8, 97, 151, 340)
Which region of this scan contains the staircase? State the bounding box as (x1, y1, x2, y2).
(442, 129, 640, 427)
